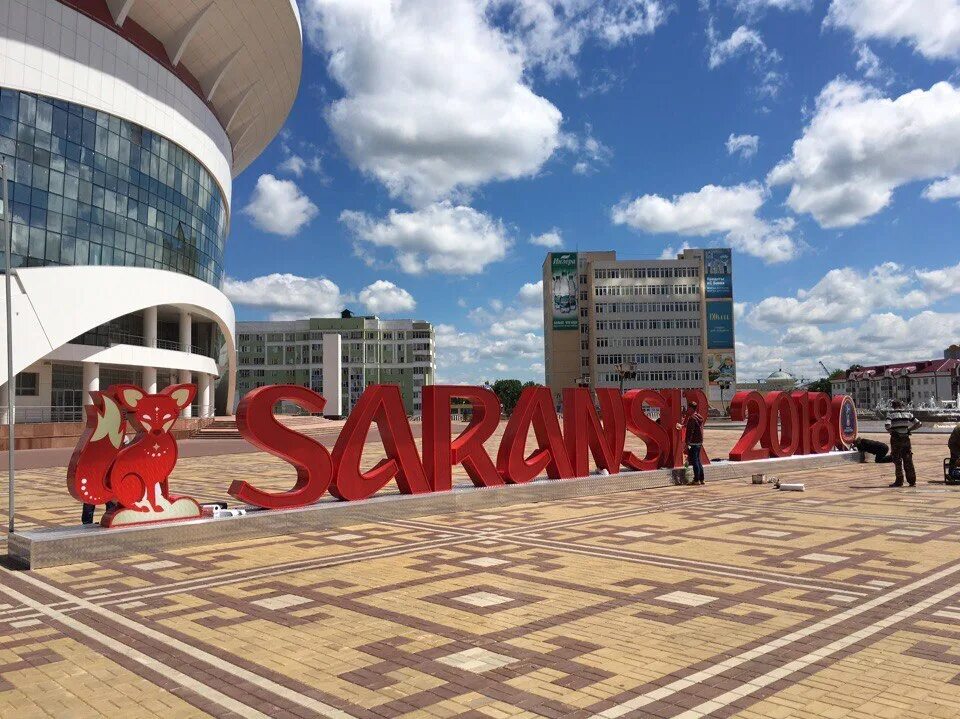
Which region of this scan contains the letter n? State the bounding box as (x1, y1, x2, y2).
(562, 387, 625, 476)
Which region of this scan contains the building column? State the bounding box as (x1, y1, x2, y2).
(198, 373, 211, 418)
(142, 366, 157, 394)
(322, 333, 343, 418)
(179, 369, 193, 417)
(144, 306, 158, 348)
(82, 363, 99, 406)
(179, 310, 192, 353)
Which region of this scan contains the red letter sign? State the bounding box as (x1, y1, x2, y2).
(422, 385, 503, 490)
(562, 388, 626, 476)
(331, 385, 431, 501)
(231, 385, 332, 509)
(497, 386, 574, 484)
(621, 389, 671, 471)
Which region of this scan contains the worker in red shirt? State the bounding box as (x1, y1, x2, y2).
(677, 401, 706, 485)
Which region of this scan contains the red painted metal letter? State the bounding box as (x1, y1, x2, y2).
(331, 385, 431, 501)
(496, 386, 574, 484)
(422, 385, 504, 490)
(562, 387, 625, 476)
(231, 385, 332, 509)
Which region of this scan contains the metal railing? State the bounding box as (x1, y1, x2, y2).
(3, 404, 216, 424)
(4, 406, 85, 424)
(77, 331, 213, 358)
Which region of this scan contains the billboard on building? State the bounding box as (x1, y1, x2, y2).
(551, 252, 578, 330)
(706, 300, 734, 349)
(704, 248, 733, 299)
(707, 351, 736, 385)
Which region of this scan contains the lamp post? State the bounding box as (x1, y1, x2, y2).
(1, 159, 14, 535)
(616, 361, 636, 394)
(718, 378, 731, 416)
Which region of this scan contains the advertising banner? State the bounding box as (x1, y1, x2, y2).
(706, 300, 734, 349)
(704, 248, 733, 299)
(551, 252, 578, 330)
(707, 351, 736, 385)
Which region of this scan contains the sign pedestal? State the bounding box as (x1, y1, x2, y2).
(10, 451, 858, 569)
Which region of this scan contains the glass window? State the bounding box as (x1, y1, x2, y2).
(0, 90, 227, 287)
(16, 372, 40, 396)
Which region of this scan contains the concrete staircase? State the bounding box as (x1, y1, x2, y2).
(194, 415, 334, 440)
(194, 417, 242, 439)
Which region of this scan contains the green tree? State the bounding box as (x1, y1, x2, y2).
(807, 378, 833, 395)
(491, 379, 524, 415)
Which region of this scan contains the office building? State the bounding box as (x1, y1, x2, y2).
(831, 357, 960, 409)
(0, 0, 302, 424)
(236, 314, 436, 417)
(542, 249, 736, 409)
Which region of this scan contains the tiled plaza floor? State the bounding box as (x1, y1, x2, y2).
(2, 428, 960, 718)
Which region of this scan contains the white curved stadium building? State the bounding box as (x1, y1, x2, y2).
(0, 0, 302, 429)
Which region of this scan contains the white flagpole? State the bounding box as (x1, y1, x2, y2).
(1, 159, 14, 535)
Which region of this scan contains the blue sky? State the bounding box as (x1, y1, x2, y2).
(223, 0, 960, 385)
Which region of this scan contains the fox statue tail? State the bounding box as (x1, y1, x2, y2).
(67, 390, 126, 505)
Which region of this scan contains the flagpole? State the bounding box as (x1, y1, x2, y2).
(1, 159, 14, 535)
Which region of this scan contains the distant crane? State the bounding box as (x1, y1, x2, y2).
(819, 361, 831, 377)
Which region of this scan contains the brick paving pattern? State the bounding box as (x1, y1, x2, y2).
(2, 428, 960, 717)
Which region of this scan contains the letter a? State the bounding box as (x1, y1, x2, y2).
(331, 385, 431, 501)
(496, 386, 573, 484)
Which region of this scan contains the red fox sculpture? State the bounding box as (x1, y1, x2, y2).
(67, 383, 203, 527)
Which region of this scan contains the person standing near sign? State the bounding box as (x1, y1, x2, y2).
(885, 401, 921, 487)
(677, 401, 705, 485)
(948, 423, 960, 477)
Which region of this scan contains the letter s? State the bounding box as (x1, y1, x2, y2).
(229, 385, 332, 509)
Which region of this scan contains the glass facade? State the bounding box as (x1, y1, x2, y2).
(0, 89, 228, 287)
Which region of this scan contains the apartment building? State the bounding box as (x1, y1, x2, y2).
(236, 313, 435, 417)
(542, 249, 736, 409)
(830, 356, 960, 409)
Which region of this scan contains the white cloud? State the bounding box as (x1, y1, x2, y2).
(611, 182, 798, 263)
(825, 0, 960, 61)
(241, 174, 319, 237)
(923, 175, 960, 201)
(486, 0, 669, 79)
(517, 280, 544, 307)
(705, 19, 783, 96)
(440, 279, 546, 382)
(854, 44, 892, 85)
(768, 79, 960, 228)
(529, 229, 564, 248)
(358, 280, 417, 315)
(707, 24, 770, 68)
(658, 242, 692, 259)
(747, 263, 930, 329)
(726, 133, 759, 159)
(225, 275, 419, 320)
(340, 201, 510, 275)
(916, 261, 960, 298)
(737, 310, 960, 383)
(302, 0, 564, 206)
(223, 274, 346, 320)
(467, 281, 543, 336)
(278, 154, 323, 178)
(562, 123, 614, 174)
(729, 0, 812, 14)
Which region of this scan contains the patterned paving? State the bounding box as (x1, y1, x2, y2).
(3, 429, 960, 717)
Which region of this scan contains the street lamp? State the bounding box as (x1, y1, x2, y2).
(718, 378, 732, 416)
(616, 361, 636, 394)
(1, 158, 14, 534)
